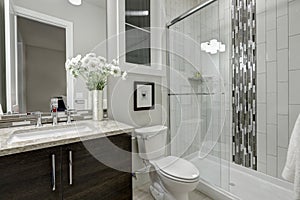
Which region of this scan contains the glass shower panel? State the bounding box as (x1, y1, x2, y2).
(168, 1, 228, 189)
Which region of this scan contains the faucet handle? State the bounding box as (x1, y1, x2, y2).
(28, 111, 42, 127)
(66, 107, 76, 112)
(28, 111, 42, 118)
(65, 108, 76, 124)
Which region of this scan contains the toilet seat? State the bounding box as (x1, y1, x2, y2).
(152, 156, 200, 183)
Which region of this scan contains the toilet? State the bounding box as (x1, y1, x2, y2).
(135, 125, 200, 200)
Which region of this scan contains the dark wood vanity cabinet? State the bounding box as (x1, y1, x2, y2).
(0, 146, 62, 200)
(0, 134, 132, 200)
(61, 134, 132, 200)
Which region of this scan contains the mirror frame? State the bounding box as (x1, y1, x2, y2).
(4, 1, 74, 112)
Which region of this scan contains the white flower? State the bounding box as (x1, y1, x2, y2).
(86, 53, 96, 58)
(65, 59, 71, 70)
(65, 53, 127, 91)
(111, 59, 119, 66)
(121, 71, 127, 80)
(111, 65, 122, 77)
(98, 56, 107, 63)
(71, 55, 82, 65)
(82, 55, 99, 69)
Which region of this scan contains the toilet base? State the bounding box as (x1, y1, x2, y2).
(149, 182, 190, 200)
(149, 184, 164, 200)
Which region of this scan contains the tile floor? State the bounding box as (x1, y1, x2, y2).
(133, 183, 213, 200)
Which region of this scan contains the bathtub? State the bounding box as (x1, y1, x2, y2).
(188, 155, 294, 200)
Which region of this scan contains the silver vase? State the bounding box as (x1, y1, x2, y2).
(92, 90, 103, 121)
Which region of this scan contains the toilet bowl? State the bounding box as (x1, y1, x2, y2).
(135, 126, 200, 200)
(151, 156, 200, 200)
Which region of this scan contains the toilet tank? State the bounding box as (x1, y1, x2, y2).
(135, 126, 168, 160)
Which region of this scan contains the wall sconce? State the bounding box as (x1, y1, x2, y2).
(201, 39, 226, 54)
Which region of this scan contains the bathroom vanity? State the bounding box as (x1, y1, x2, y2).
(0, 120, 133, 200)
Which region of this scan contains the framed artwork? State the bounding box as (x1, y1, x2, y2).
(134, 82, 155, 111)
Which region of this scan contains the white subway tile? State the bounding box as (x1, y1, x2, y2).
(258, 133, 267, 163)
(267, 155, 278, 177)
(267, 124, 278, 156)
(257, 43, 266, 73)
(289, 105, 300, 137)
(257, 74, 266, 103)
(277, 0, 288, 17)
(289, 0, 300, 35)
(289, 70, 300, 104)
(278, 115, 289, 148)
(266, 30, 277, 62)
(266, 0, 277, 30)
(277, 147, 288, 178)
(267, 62, 277, 93)
(277, 15, 288, 49)
(257, 0, 266, 14)
(277, 49, 289, 82)
(258, 103, 267, 133)
(289, 35, 300, 70)
(267, 93, 277, 124)
(278, 82, 288, 115)
(258, 162, 267, 173)
(257, 13, 266, 44)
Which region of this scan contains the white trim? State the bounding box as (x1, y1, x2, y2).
(13, 6, 75, 109)
(4, 0, 12, 112)
(118, 0, 165, 77)
(14, 14, 18, 106)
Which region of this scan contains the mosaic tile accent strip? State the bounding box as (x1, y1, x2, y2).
(231, 0, 257, 170)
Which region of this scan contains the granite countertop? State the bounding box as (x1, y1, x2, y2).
(0, 120, 134, 157)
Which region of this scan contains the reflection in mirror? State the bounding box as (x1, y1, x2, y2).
(0, 0, 6, 113)
(17, 17, 66, 113)
(3, 0, 107, 113)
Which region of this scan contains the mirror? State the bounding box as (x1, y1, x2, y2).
(0, 0, 5, 113)
(1, 0, 107, 113)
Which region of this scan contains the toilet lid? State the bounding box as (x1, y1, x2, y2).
(135, 125, 168, 138)
(154, 156, 199, 181)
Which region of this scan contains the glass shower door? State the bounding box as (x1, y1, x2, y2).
(167, 0, 230, 191)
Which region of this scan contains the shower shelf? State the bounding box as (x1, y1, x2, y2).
(188, 77, 203, 82)
(168, 92, 224, 96)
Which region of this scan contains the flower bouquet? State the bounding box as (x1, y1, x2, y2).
(65, 53, 127, 120)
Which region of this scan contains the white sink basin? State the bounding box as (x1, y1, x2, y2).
(7, 123, 93, 145)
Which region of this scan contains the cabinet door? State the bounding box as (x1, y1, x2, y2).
(62, 134, 132, 200)
(0, 147, 62, 200)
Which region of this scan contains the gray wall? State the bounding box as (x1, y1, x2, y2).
(107, 0, 168, 188)
(13, 0, 107, 56)
(108, 73, 165, 127)
(13, 0, 107, 109)
(0, 0, 6, 112)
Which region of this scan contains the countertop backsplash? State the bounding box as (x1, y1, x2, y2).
(0, 110, 93, 129)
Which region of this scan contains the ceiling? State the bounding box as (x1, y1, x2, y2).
(85, 0, 106, 8)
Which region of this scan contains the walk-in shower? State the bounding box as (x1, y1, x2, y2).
(167, 0, 230, 197)
(166, 0, 294, 199)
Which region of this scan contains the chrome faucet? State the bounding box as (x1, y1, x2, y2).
(31, 112, 42, 127)
(50, 98, 59, 126)
(52, 111, 58, 126)
(65, 108, 75, 124)
(51, 105, 58, 126)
